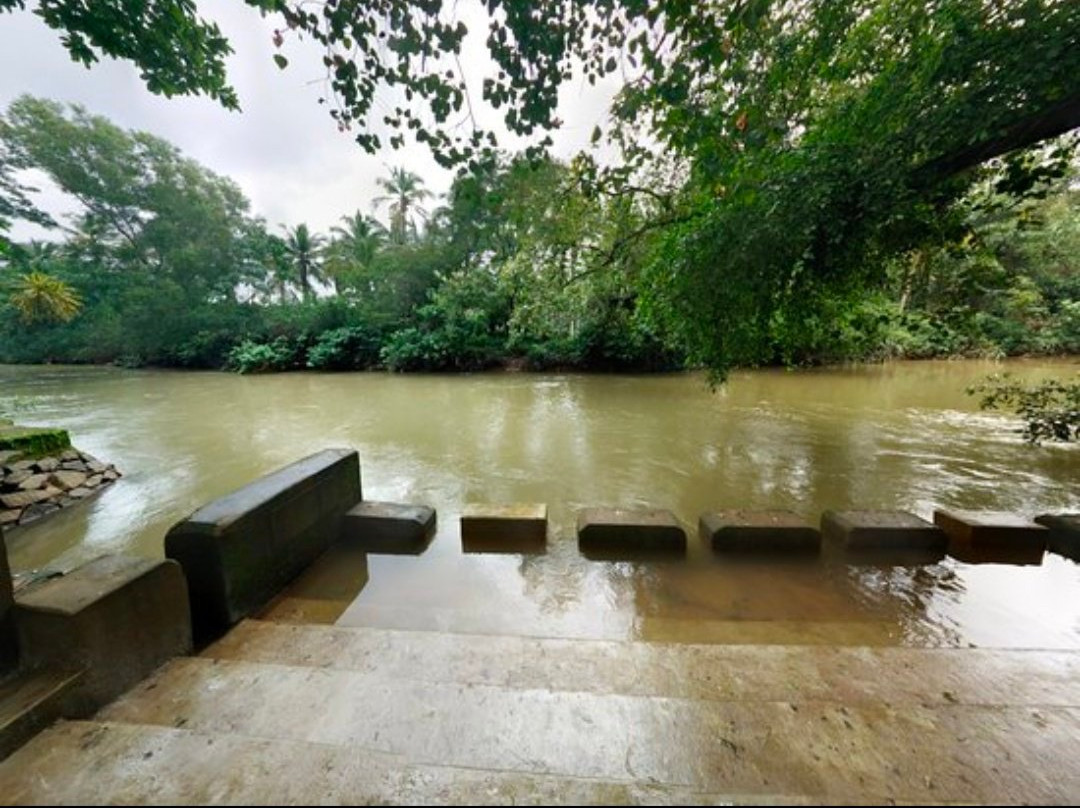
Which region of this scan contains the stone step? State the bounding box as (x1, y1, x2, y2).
(87, 653, 1080, 803)
(0, 667, 83, 760)
(0, 719, 873, 806)
(204, 620, 1080, 707)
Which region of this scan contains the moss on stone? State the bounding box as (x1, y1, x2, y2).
(0, 427, 71, 458)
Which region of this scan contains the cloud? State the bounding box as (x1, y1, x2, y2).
(0, 0, 619, 241)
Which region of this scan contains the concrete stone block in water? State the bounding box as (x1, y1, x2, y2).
(461, 504, 547, 553)
(821, 510, 947, 559)
(934, 509, 1047, 565)
(700, 509, 820, 553)
(1036, 513, 1080, 562)
(341, 501, 436, 554)
(578, 508, 686, 557)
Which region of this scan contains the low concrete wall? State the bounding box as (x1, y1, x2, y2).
(15, 555, 190, 716)
(0, 526, 16, 674)
(165, 448, 362, 643)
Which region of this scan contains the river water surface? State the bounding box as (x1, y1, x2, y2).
(2, 359, 1078, 648)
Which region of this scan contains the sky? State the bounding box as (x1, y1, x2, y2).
(0, 0, 621, 241)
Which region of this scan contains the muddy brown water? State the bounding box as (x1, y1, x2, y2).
(2, 359, 1078, 648)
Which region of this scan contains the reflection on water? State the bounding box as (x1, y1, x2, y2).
(1, 359, 1078, 649)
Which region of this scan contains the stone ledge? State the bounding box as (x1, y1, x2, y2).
(341, 501, 436, 555)
(15, 555, 191, 717)
(701, 510, 820, 554)
(461, 504, 547, 554)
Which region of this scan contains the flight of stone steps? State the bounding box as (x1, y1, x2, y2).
(2, 619, 1080, 805)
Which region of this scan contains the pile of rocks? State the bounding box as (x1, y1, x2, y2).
(0, 449, 122, 529)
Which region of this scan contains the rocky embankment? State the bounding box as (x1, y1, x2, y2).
(0, 448, 122, 529)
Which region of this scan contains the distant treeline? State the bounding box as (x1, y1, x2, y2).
(1, 97, 1078, 374)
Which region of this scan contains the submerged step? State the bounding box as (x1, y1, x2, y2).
(821, 510, 946, 560)
(460, 504, 547, 553)
(700, 510, 820, 553)
(577, 507, 686, 557)
(1036, 513, 1080, 562)
(934, 510, 1047, 564)
(341, 501, 436, 555)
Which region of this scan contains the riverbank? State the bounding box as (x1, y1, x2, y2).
(1, 442, 122, 530)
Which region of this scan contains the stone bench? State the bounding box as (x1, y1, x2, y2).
(461, 504, 547, 554)
(821, 510, 946, 562)
(1036, 513, 1080, 562)
(700, 510, 820, 554)
(933, 509, 1047, 565)
(14, 555, 190, 717)
(341, 501, 436, 555)
(577, 508, 686, 558)
(165, 448, 362, 643)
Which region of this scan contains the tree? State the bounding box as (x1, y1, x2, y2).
(0, 0, 238, 107)
(5, 269, 81, 323)
(969, 374, 1080, 444)
(3, 96, 255, 303)
(282, 223, 325, 299)
(324, 211, 385, 294)
(373, 168, 431, 244)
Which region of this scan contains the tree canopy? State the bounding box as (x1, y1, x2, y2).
(2, 1, 1079, 376)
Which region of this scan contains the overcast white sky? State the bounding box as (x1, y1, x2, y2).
(0, 0, 621, 241)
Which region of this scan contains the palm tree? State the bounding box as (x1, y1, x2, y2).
(373, 167, 432, 244)
(325, 212, 386, 295)
(282, 223, 325, 300)
(7, 271, 82, 323)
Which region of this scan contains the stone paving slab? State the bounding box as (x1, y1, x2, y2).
(701, 510, 820, 554)
(205, 620, 1080, 708)
(0, 719, 922, 806)
(2, 623, 1080, 804)
(84, 653, 1080, 803)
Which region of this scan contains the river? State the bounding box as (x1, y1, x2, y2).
(2, 359, 1078, 648)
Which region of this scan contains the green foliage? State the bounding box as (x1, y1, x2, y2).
(307, 325, 384, 371)
(0, 0, 237, 107)
(382, 269, 511, 372)
(969, 374, 1080, 444)
(226, 337, 305, 374)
